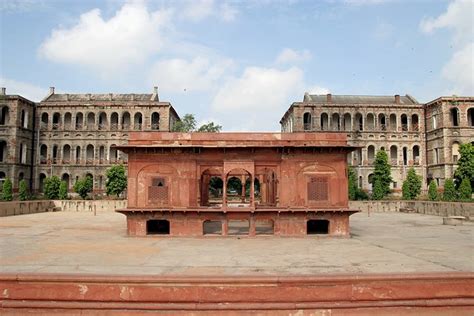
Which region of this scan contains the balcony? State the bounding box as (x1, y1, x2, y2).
(98, 123, 107, 130)
(110, 123, 118, 131)
(401, 124, 408, 132)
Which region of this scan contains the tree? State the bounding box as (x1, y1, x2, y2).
(402, 168, 422, 200)
(442, 178, 457, 201)
(370, 150, 392, 200)
(348, 166, 358, 200)
(428, 180, 438, 201)
(454, 143, 474, 188)
(74, 175, 93, 199)
(44, 176, 61, 199)
(459, 177, 472, 201)
(2, 178, 13, 201)
(59, 181, 68, 200)
(18, 179, 28, 201)
(172, 113, 222, 132)
(106, 164, 127, 197)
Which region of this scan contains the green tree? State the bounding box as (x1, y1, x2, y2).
(454, 143, 474, 188)
(18, 179, 28, 201)
(442, 178, 457, 201)
(402, 168, 422, 200)
(428, 180, 438, 201)
(106, 164, 127, 197)
(2, 178, 13, 201)
(370, 150, 392, 200)
(44, 176, 61, 199)
(172, 113, 222, 132)
(459, 177, 472, 201)
(348, 166, 358, 200)
(74, 175, 93, 199)
(59, 181, 68, 200)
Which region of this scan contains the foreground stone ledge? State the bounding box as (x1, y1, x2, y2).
(1, 272, 473, 314)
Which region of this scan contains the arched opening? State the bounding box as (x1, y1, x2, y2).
(134, 112, 143, 130)
(52, 112, 60, 130)
(110, 112, 119, 130)
(303, 112, 312, 131)
(62, 173, 70, 190)
(354, 113, 363, 131)
(75, 112, 83, 130)
(367, 145, 375, 164)
(63, 144, 71, 164)
(122, 112, 131, 130)
(0, 106, 9, 125)
(468, 108, 474, 127)
(331, 113, 340, 131)
(411, 114, 419, 131)
(307, 219, 329, 235)
(40, 144, 47, 164)
(99, 146, 105, 164)
(203, 220, 222, 235)
(389, 114, 397, 131)
(390, 145, 398, 165)
(109, 145, 118, 163)
(353, 148, 362, 166)
(401, 114, 408, 131)
(201, 169, 223, 207)
(20, 143, 27, 164)
(320, 113, 329, 131)
(64, 112, 72, 130)
(378, 113, 386, 131)
(403, 147, 408, 165)
(98, 112, 107, 130)
(151, 112, 160, 130)
(0, 140, 7, 162)
(86, 144, 94, 164)
(75, 146, 81, 164)
(368, 173, 374, 191)
(87, 112, 95, 129)
(52, 145, 58, 164)
(226, 168, 252, 207)
(432, 114, 437, 129)
(39, 173, 47, 193)
(146, 220, 170, 235)
(452, 142, 460, 163)
(413, 145, 420, 165)
(366, 113, 375, 131)
(450, 108, 459, 127)
(41, 112, 48, 130)
(20, 110, 26, 128)
(343, 113, 351, 131)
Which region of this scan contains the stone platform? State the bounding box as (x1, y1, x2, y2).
(1, 211, 473, 314)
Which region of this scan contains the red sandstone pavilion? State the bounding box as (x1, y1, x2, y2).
(116, 132, 359, 237)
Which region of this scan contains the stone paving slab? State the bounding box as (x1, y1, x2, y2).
(0, 211, 472, 275)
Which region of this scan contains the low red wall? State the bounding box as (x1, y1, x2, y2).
(1, 273, 473, 315)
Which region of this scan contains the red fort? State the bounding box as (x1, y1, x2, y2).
(117, 132, 358, 237)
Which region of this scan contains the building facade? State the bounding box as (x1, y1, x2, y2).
(0, 87, 180, 193)
(280, 93, 474, 191)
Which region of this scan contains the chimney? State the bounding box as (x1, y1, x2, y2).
(49, 87, 55, 94)
(394, 94, 400, 104)
(327, 93, 332, 103)
(0, 87, 5, 95)
(152, 86, 159, 101)
(303, 91, 310, 102)
(154, 86, 158, 94)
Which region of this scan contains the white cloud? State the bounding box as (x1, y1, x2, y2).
(181, 0, 238, 22)
(38, 1, 172, 73)
(148, 57, 234, 93)
(420, 0, 474, 95)
(275, 48, 312, 65)
(0, 77, 47, 101)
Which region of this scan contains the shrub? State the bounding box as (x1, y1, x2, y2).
(2, 178, 13, 201)
(428, 180, 438, 201)
(372, 179, 385, 200)
(402, 168, 422, 200)
(459, 177, 472, 201)
(442, 178, 457, 201)
(74, 175, 93, 199)
(355, 189, 369, 200)
(44, 176, 61, 199)
(348, 166, 357, 200)
(106, 164, 127, 197)
(18, 179, 28, 201)
(370, 150, 392, 200)
(454, 143, 474, 189)
(59, 181, 68, 200)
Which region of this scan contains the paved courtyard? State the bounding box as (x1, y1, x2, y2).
(0, 211, 472, 275)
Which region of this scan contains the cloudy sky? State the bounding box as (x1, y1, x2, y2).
(1, 0, 473, 130)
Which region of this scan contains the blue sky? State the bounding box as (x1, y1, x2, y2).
(1, 0, 473, 130)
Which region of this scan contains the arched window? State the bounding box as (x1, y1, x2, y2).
(320, 113, 329, 131)
(75, 146, 81, 164)
(52, 113, 61, 130)
(303, 112, 311, 131)
(403, 147, 408, 165)
(413, 145, 420, 165)
(19, 143, 27, 164)
(0, 106, 9, 125)
(366, 113, 375, 131)
(134, 112, 143, 130)
(390, 145, 398, 165)
(122, 112, 131, 130)
(86, 144, 94, 164)
(367, 145, 375, 164)
(39, 173, 47, 193)
(63, 144, 71, 164)
(450, 108, 459, 126)
(0, 140, 7, 162)
(64, 112, 72, 130)
(343, 113, 351, 131)
(468, 108, 474, 127)
(99, 146, 105, 164)
(389, 113, 397, 131)
(331, 113, 340, 131)
(432, 114, 437, 129)
(75, 112, 83, 130)
(98, 112, 107, 130)
(41, 112, 48, 130)
(151, 112, 160, 130)
(87, 112, 95, 129)
(411, 114, 419, 131)
(378, 114, 386, 131)
(110, 112, 119, 130)
(452, 142, 460, 163)
(62, 173, 70, 191)
(354, 113, 363, 131)
(20, 110, 26, 128)
(401, 114, 408, 131)
(109, 145, 118, 163)
(52, 145, 58, 164)
(40, 144, 47, 164)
